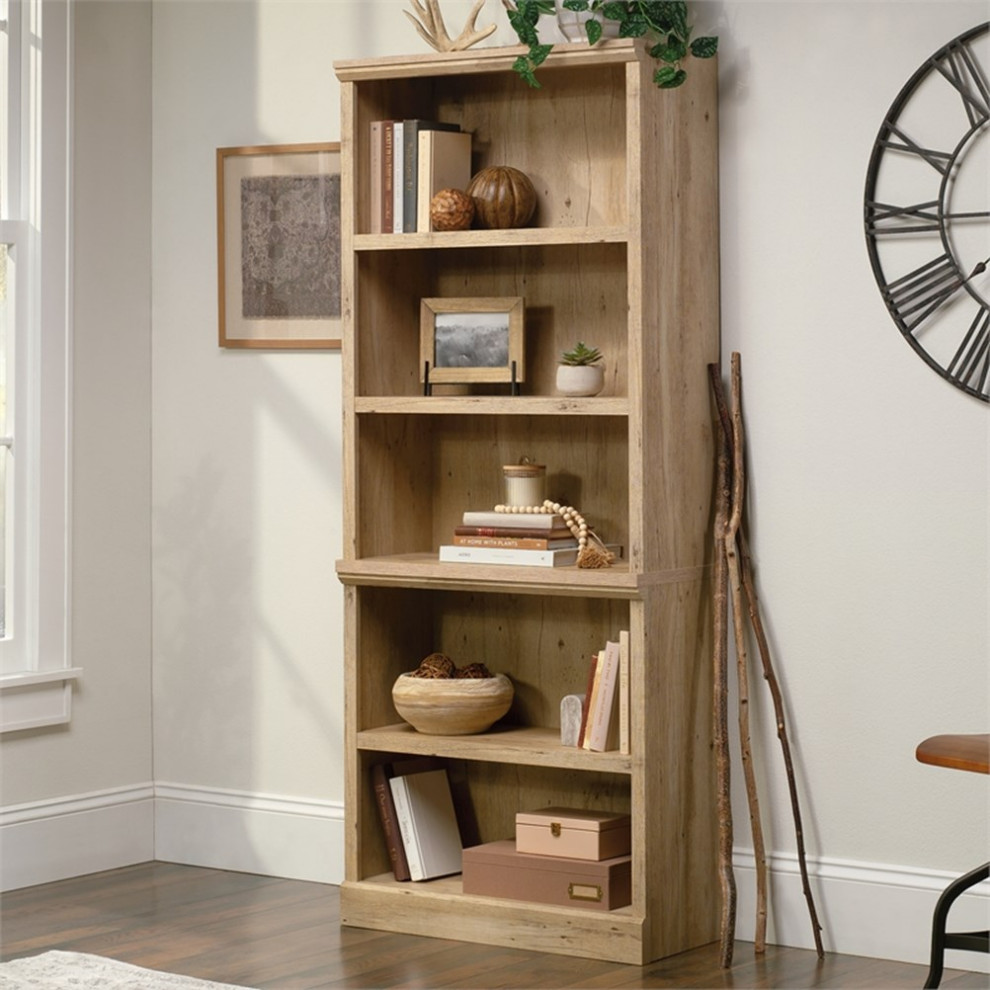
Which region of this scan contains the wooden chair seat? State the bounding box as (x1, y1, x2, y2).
(915, 733, 989, 989)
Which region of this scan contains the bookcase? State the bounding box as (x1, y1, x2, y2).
(334, 40, 720, 965)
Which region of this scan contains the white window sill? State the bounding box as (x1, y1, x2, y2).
(0, 668, 83, 732)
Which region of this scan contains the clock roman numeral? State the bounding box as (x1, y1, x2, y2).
(883, 253, 964, 332)
(866, 199, 942, 236)
(947, 307, 990, 396)
(878, 122, 952, 174)
(936, 38, 990, 128)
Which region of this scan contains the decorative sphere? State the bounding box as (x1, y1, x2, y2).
(429, 188, 475, 231)
(466, 166, 537, 229)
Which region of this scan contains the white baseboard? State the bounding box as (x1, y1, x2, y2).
(154, 782, 345, 885)
(733, 848, 989, 973)
(0, 784, 154, 892)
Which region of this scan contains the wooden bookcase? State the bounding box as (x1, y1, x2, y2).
(334, 40, 720, 965)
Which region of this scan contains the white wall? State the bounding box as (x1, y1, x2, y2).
(2, 0, 986, 969)
(0, 0, 155, 889)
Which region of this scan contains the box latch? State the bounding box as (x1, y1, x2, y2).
(550, 821, 561, 837)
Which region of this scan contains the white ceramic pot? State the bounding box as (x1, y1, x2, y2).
(555, 363, 605, 397)
(555, 1, 622, 42)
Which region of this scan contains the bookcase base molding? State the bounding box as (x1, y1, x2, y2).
(339, 878, 649, 965)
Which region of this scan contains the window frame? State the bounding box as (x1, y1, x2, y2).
(0, 0, 79, 732)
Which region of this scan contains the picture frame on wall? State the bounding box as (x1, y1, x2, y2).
(419, 297, 525, 389)
(217, 142, 341, 349)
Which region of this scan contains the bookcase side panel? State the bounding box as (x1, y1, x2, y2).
(634, 56, 721, 574)
(639, 577, 717, 959)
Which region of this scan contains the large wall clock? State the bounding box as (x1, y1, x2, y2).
(864, 22, 989, 402)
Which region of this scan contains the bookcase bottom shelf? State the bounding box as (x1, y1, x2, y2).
(340, 875, 648, 964)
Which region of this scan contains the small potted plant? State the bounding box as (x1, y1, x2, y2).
(556, 341, 605, 396)
(505, 1, 717, 90)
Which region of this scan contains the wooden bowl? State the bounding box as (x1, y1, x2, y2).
(391, 672, 514, 735)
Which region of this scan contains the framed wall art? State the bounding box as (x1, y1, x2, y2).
(217, 142, 341, 349)
(420, 297, 525, 391)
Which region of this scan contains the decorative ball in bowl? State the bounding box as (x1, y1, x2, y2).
(392, 671, 514, 736)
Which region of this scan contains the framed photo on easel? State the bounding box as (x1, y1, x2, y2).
(217, 142, 341, 349)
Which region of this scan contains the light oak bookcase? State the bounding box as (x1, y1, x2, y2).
(334, 40, 720, 965)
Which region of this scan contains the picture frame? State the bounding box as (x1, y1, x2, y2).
(419, 297, 525, 388)
(217, 142, 341, 349)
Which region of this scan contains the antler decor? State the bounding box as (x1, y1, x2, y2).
(404, 0, 497, 52)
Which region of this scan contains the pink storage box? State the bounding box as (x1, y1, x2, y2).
(515, 806, 631, 861)
(462, 839, 631, 911)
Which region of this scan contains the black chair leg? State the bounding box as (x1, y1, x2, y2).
(924, 861, 990, 989)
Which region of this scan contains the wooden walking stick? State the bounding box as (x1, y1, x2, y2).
(738, 530, 826, 959)
(708, 363, 736, 968)
(725, 354, 769, 952)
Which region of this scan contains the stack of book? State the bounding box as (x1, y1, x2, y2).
(439, 510, 581, 567)
(575, 631, 630, 754)
(369, 119, 472, 234)
(371, 757, 464, 881)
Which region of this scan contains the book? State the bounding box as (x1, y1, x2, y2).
(451, 535, 578, 551)
(371, 763, 411, 881)
(383, 120, 396, 233)
(618, 629, 630, 755)
(389, 768, 463, 881)
(417, 129, 472, 232)
(392, 121, 404, 233)
(403, 120, 461, 231)
(585, 639, 621, 752)
(440, 545, 580, 567)
(369, 120, 385, 234)
(454, 524, 581, 539)
(577, 652, 600, 748)
(370, 756, 445, 881)
(461, 511, 567, 530)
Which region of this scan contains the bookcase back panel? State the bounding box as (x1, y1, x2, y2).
(432, 591, 630, 729)
(433, 65, 627, 229)
(355, 245, 628, 398)
(355, 414, 629, 558)
(463, 764, 630, 846)
(352, 585, 630, 732)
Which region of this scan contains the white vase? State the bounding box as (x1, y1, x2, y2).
(555, 1, 622, 42)
(556, 363, 605, 397)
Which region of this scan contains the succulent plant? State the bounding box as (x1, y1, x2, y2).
(560, 341, 603, 366)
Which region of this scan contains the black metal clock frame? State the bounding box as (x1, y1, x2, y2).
(864, 21, 990, 402)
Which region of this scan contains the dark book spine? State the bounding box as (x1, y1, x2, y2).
(371, 763, 410, 881)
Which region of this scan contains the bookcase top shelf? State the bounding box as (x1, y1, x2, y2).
(358, 723, 633, 773)
(354, 226, 629, 251)
(334, 39, 643, 82)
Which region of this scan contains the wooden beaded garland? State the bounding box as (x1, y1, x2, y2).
(492, 499, 614, 567)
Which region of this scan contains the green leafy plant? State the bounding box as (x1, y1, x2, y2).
(560, 341, 603, 366)
(506, 0, 718, 89)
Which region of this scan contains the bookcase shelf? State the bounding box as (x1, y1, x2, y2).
(356, 724, 634, 773)
(335, 40, 720, 965)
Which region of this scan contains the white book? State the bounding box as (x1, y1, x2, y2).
(417, 129, 472, 232)
(440, 544, 579, 567)
(440, 543, 620, 568)
(392, 122, 404, 233)
(388, 768, 462, 881)
(586, 639, 621, 752)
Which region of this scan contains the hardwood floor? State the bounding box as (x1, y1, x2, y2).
(0, 862, 983, 988)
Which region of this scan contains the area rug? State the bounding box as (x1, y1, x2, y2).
(0, 951, 253, 989)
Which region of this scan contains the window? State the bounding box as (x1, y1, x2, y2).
(0, 0, 78, 731)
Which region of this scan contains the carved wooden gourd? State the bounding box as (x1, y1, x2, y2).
(466, 166, 537, 229)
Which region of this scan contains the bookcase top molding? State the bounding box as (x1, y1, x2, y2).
(333, 38, 645, 82)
